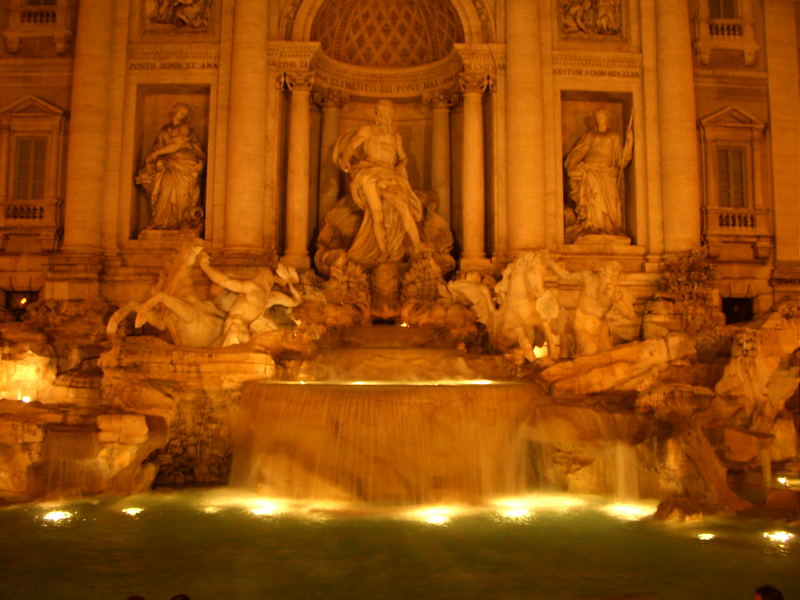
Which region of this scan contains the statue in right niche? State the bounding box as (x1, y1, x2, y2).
(564, 108, 633, 240)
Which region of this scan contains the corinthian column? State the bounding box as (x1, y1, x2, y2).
(315, 89, 348, 227)
(423, 91, 456, 223)
(61, 0, 113, 254)
(224, 0, 269, 257)
(459, 72, 492, 270)
(505, 0, 545, 251)
(655, 0, 701, 253)
(281, 70, 314, 269)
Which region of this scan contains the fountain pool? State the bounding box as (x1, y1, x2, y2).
(1, 490, 797, 600)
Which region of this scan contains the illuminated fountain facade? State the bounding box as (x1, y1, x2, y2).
(0, 0, 798, 518)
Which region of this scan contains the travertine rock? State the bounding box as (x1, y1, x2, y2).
(99, 336, 276, 487)
(540, 335, 696, 396)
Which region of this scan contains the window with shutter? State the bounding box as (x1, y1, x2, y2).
(13, 136, 48, 201)
(709, 0, 739, 19)
(716, 147, 746, 208)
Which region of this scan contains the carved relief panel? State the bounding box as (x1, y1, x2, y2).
(557, 0, 625, 40)
(132, 86, 210, 239)
(131, 0, 220, 42)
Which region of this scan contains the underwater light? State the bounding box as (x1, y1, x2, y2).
(696, 533, 715, 541)
(763, 531, 795, 545)
(501, 508, 530, 519)
(42, 510, 73, 523)
(202, 506, 220, 514)
(601, 503, 655, 520)
(405, 506, 463, 525)
(777, 476, 788, 486)
(249, 499, 288, 516)
(492, 494, 586, 514)
(121, 507, 144, 516)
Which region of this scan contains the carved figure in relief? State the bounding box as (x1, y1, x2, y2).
(149, 0, 211, 29)
(548, 259, 636, 356)
(136, 103, 205, 231)
(198, 255, 303, 347)
(332, 100, 424, 269)
(562, 0, 593, 33)
(447, 252, 561, 363)
(564, 108, 633, 238)
(595, 0, 620, 34)
(106, 239, 224, 347)
(560, 0, 621, 36)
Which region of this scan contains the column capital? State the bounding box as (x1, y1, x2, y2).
(422, 90, 459, 109)
(278, 69, 315, 93)
(459, 72, 494, 95)
(312, 88, 350, 109)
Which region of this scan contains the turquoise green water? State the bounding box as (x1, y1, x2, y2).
(0, 490, 797, 600)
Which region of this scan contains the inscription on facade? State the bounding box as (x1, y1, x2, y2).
(129, 61, 218, 71)
(553, 66, 638, 78)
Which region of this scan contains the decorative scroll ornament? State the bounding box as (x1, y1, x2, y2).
(278, 70, 315, 93)
(458, 71, 494, 95)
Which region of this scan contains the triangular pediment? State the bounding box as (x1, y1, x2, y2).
(0, 95, 65, 116)
(700, 106, 765, 129)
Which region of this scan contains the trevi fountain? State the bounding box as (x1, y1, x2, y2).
(0, 0, 797, 598)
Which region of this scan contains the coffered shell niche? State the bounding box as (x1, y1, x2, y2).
(286, 0, 493, 99)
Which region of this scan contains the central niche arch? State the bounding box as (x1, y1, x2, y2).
(283, 0, 492, 45)
(311, 0, 464, 68)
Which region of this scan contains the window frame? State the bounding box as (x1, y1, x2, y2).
(11, 134, 49, 202)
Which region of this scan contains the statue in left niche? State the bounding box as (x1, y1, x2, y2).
(148, 0, 211, 29)
(135, 103, 206, 232)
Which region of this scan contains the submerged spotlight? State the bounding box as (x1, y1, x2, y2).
(42, 510, 73, 523)
(763, 531, 795, 545)
(601, 503, 655, 521)
(121, 507, 144, 516)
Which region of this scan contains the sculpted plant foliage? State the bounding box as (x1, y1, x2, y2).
(658, 250, 719, 334)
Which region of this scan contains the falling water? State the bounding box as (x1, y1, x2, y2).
(613, 441, 640, 500)
(33, 426, 102, 496)
(230, 381, 538, 504)
(760, 448, 773, 488)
